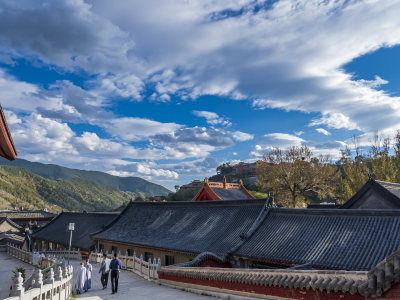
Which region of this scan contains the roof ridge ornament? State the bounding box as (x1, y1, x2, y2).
(265, 192, 275, 208)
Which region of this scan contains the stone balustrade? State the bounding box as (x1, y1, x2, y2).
(5, 265, 73, 300)
(5, 243, 73, 300)
(7, 243, 58, 268)
(89, 250, 161, 280)
(43, 248, 82, 261)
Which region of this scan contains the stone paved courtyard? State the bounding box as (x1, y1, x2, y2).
(73, 260, 216, 300)
(0, 252, 215, 300)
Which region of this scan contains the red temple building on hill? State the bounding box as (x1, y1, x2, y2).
(192, 177, 254, 201)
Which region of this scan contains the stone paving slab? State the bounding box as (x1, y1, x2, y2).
(72, 260, 216, 300)
(0, 252, 35, 299)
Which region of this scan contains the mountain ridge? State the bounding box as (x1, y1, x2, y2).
(0, 157, 171, 196)
(0, 165, 133, 212)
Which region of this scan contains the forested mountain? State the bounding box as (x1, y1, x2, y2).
(0, 158, 171, 196)
(0, 165, 134, 212)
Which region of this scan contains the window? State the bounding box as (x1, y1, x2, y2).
(165, 255, 175, 266)
(111, 246, 118, 254)
(144, 252, 153, 262)
(99, 244, 104, 252)
(127, 248, 134, 256)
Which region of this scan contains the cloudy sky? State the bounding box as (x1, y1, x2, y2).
(1, 0, 400, 190)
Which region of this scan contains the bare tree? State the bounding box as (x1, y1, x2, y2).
(256, 146, 338, 207)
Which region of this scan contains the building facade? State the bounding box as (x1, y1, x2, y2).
(192, 177, 254, 201)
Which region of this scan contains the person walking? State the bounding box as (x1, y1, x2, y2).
(99, 253, 111, 289)
(110, 253, 122, 294)
(84, 258, 93, 292)
(74, 262, 86, 294)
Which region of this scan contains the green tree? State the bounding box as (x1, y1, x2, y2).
(337, 147, 369, 202)
(216, 163, 233, 175)
(256, 146, 338, 207)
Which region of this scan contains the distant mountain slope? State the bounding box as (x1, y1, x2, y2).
(0, 158, 171, 196)
(0, 166, 132, 212)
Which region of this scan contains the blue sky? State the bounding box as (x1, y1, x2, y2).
(1, 0, 400, 190)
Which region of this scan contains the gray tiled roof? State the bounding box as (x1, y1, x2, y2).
(92, 199, 266, 255)
(0, 210, 56, 219)
(234, 208, 400, 271)
(212, 187, 252, 200)
(0, 217, 22, 230)
(32, 212, 118, 250)
(342, 179, 400, 209)
(376, 180, 400, 198)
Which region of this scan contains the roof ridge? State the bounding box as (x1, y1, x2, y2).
(270, 207, 400, 216)
(128, 198, 266, 207)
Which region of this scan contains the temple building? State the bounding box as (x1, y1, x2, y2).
(91, 199, 265, 265)
(0, 210, 56, 227)
(192, 177, 254, 201)
(231, 207, 400, 270)
(0, 217, 24, 248)
(32, 212, 118, 253)
(341, 177, 400, 209)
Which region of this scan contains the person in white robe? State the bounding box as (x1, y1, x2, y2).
(35, 252, 40, 265)
(38, 253, 45, 266)
(32, 252, 39, 265)
(75, 262, 86, 294)
(84, 258, 93, 291)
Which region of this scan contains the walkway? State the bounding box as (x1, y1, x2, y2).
(71, 260, 215, 300)
(0, 252, 35, 299)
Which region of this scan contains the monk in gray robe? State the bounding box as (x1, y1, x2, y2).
(75, 262, 86, 294)
(84, 258, 93, 291)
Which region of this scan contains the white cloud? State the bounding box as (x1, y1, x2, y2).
(2, 1, 400, 138)
(309, 112, 360, 130)
(315, 128, 331, 136)
(294, 131, 304, 136)
(0, 0, 135, 73)
(104, 117, 183, 141)
(231, 131, 254, 142)
(192, 110, 231, 126)
(9, 113, 78, 157)
(250, 132, 343, 160)
(357, 75, 388, 88)
(87, 0, 400, 137)
(94, 73, 144, 100)
(107, 162, 179, 179)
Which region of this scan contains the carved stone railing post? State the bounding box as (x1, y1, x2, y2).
(153, 258, 157, 279)
(157, 257, 161, 270)
(33, 269, 43, 288)
(133, 252, 136, 270)
(45, 268, 55, 285)
(55, 266, 62, 281)
(125, 251, 128, 269)
(33, 268, 43, 298)
(148, 258, 151, 278)
(140, 255, 143, 275)
(10, 272, 24, 297)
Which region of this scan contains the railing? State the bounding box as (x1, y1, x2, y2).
(89, 250, 161, 280)
(5, 243, 73, 300)
(43, 249, 82, 260)
(6, 265, 73, 300)
(7, 243, 57, 268)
